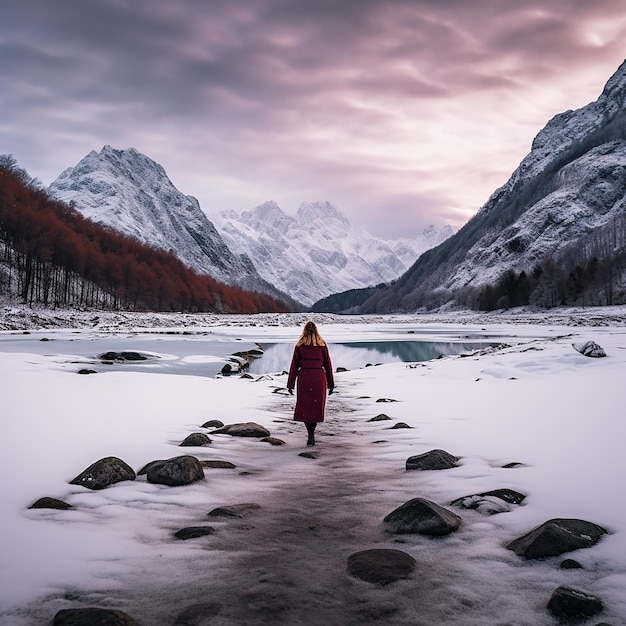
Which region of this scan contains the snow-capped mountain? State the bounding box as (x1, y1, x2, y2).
(358, 59, 626, 312)
(48, 146, 295, 303)
(215, 201, 453, 306)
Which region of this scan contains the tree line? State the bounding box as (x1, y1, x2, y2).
(0, 155, 290, 313)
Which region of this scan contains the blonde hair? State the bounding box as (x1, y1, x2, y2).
(296, 321, 326, 347)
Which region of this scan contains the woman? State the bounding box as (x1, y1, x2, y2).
(287, 321, 334, 446)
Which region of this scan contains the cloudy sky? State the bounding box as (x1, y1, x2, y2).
(1, 1, 625, 238)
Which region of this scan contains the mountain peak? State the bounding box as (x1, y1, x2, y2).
(296, 201, 349, 226)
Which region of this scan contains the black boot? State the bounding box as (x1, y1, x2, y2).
(306, 423, 316, 446)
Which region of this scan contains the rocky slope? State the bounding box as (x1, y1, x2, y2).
(358, 60, 626, 312)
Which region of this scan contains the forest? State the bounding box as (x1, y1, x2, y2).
(0, 156, 290, 314)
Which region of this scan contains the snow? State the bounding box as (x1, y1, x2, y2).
(1, 308, 625, 624)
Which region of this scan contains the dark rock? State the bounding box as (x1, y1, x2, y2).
(347, 548, 416, 585)
(240, 373, 254, 379)
(53, 607, 140, 625)
(299, 451, 319, 459)
(561, 559, 584, 570)
(146, 455, 205, 486)
(208, 503, 260, 518)
(174, 602, 221, 625)
(99, 351, 148, 361)
(200, 460, 236, 469)
(261, 436, 285, 446)
(572, 341, 607, 358)
(220, 363, 234, 375)
(77, 369, 97, 375)
(388, 422, 411, 429)
(368, 413, 391, 422)
(211, 422, 270, 438)
(450, 489, 526, 515)
(376, 398, 398, 403)
(29, 497, 72, 510)
(174, 526, 216, 540)
(384, 497, 461, 536)
(507, 518, 608, 559)
(336, 366, 349, 372)
(179, 433, 212, 447)
(201, 420, 224, 429)
(136, 459, 163, 476)
(69, 457, 136, 490)
(502, 461, 526, 468)
(406, 449, 459, 471)
(547, 586, 604, 621)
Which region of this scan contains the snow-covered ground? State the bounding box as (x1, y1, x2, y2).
(1, 307, 625, 625)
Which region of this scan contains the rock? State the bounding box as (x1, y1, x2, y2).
(561, 558, 584, 569)
(179, 433, 212, 447)
(406, 449, 459, 471)
(507, 518, 608, 559)
(29, 497, 72, 510)
(69, 457, 136, 490)
(502, 461, 526, 468)
(450, 489, 526, 515)
(261, 436, 285, 446)
(240, 373, 254, 379)
(174, 602, 221, 625)
(77, 369, 97, 375)
(200, 460, 236, 469)
(201, 420, 224, 429)
(220, 363, 234, 375)
(547, 586, 604, 621)
(336, 366, 349, 372)
(208, 503, 260, 518)
(98, 351, 148, 361)
(572, 341, 606, 358)
(53, 607, 140, 625)
(211, 422, 270, 438)
(174, 526, 216, 540)
(299, 451, 319, 459)
(368, 413, 391, 422)
(376, 398, 398, 403)
(347, 549, 416, 585)
(146, 455, 205, 486)
(388, 422, 411, 429)
(384, 498, 461, 536)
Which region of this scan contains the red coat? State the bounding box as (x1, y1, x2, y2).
(287, 344, 334, 423)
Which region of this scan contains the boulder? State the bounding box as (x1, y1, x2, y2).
(53, 607, 140, 625)
(560, 559, 584, 570)
(146, 455, 204, 486)
(572, 341, 606, 358)
(98, 351, 148, 361)
(174, 526, 215, 540)
(69, 457, 136, 490)
(368, 414, 391, 422)
(29, 497, 72, 510)
(506, 518, 608, 559)
(208, 503, 261, 518)
(384, 498, 461, 536)
(211, 422, 270, 438)
(451, 489, 526, 515)
(261, 436, 285, 446)
(406, 449, 459, 471)
(347, 549, 416, 585)
(547, 586, 604, 621)
(77, 369, 97, 375)
(388, 422, 412, 429)
(179, 433, 212, 447)
(200, 460, 237, 469)
(376, 398, 398, 403)
(201, 420, 224, 429)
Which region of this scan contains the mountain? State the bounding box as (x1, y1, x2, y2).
(215, 201, 453, 306)
(357, 60, 626, 313)
(48, 146, 299, 306)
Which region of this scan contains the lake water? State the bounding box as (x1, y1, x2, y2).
(0, 329, 495, 377)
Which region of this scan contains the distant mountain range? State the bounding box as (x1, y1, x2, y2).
(353, 59, 626, 313)
(48, 148, 452, 307)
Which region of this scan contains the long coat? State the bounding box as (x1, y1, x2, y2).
(287, 344, 334, 423)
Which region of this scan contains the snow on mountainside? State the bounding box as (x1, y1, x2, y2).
(215, 201, 453, 306)
(359, 59, 626, 312)
(48, 146, 270, 291)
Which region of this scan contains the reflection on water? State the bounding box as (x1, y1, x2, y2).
(248, 341, 489, 375)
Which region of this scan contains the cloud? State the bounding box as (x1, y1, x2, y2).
(1, 0, 625, 238)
